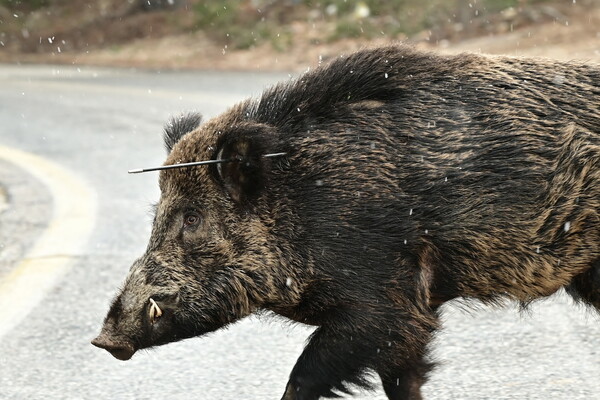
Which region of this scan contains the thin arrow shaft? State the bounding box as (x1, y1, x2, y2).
(128, 152, 287, 174)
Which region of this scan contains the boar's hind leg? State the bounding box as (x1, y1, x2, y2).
(566, 260, 600, 310)
(281, 312, 437, 400)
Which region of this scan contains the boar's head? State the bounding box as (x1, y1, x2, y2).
(92, 111, 300, 360)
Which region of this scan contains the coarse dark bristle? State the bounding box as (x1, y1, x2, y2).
(163, 112, 203, 153)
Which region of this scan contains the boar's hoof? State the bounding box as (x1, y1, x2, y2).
(91, 336, 135, 361)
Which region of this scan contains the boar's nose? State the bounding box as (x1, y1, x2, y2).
(91, 335, 136, 361)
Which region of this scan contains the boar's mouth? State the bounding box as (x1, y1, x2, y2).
(91, 335, 136, 361)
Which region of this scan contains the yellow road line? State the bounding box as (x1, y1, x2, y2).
(0, 145, 96, 338)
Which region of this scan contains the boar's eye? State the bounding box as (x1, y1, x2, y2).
(183, 213, 201, 229)
(148, 298, 163, 324)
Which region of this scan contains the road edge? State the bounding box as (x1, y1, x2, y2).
(0, 145, 97, 338)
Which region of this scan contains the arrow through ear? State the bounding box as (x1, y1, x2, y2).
(127, 152, 286, 174)
(212, 130, 283, 203)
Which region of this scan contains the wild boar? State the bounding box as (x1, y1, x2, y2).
(92, 45, 600, 400)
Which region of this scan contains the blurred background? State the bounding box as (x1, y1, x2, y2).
(1, 0, 599, 70)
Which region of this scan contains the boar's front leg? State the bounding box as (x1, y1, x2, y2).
(377, 307, 441, 400)
(281, 310, 437, 400)
(378, 357, 433, 400)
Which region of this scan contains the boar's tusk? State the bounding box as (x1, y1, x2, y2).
(149, 298, 162, 323)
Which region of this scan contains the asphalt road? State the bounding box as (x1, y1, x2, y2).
(0, 64, 598, 400)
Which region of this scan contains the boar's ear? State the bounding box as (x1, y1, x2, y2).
(163, 112, 203, 154)
(212, 126, 277, 204)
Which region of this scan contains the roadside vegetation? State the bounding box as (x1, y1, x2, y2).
(0, 0, 596, 69)
(1, 0, 585, 51)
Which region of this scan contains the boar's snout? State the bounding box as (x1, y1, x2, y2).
(91, 334, 136, 361)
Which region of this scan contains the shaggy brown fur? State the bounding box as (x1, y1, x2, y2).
(93, 45, 600, 400)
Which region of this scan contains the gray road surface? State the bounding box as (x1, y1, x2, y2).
(0, 64, 598, 400)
